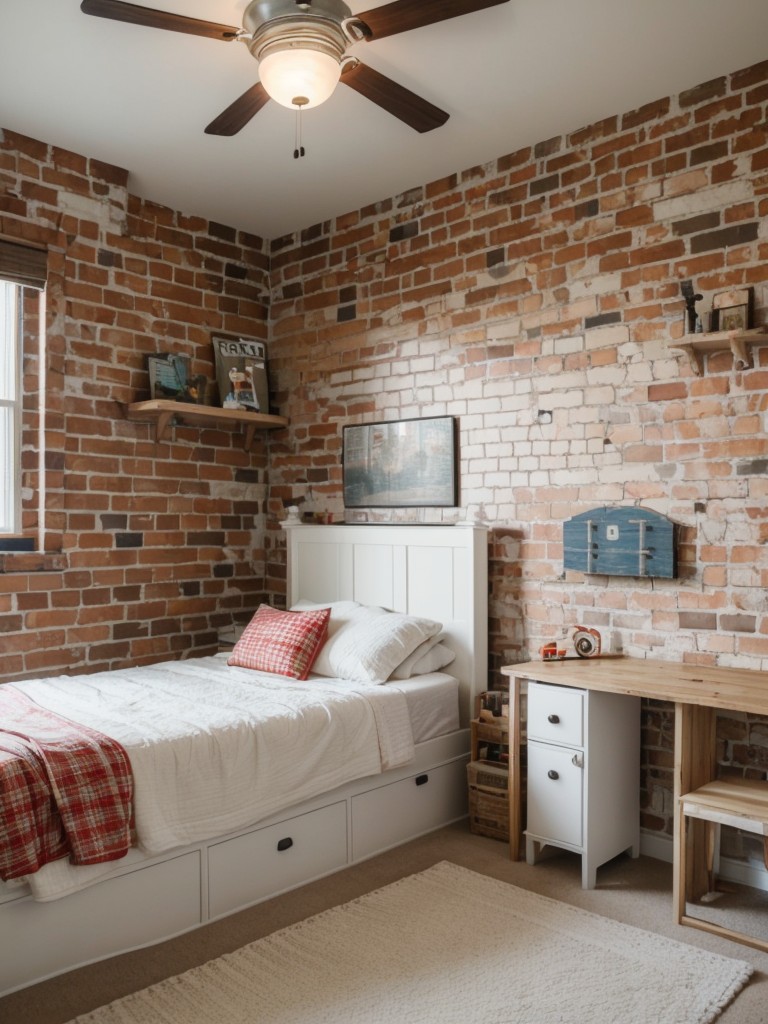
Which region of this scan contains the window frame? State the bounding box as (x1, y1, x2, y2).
(0, 238, 48, 553)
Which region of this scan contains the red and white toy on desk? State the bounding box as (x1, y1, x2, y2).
(539, 626, 602, 661)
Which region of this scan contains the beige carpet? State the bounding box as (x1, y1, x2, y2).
(63, 860, 751, 1024)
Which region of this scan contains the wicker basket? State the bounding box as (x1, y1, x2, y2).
(467, 759, 510, 841)
(467, 759, 508, 792)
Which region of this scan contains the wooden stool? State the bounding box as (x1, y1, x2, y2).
(678, 776, 768, 953)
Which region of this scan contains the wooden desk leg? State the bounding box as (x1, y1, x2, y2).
(705, 821, 717, 893)
(508, 674, 523, 861)
(673, 702, 717, 922)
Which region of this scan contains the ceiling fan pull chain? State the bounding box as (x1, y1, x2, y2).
(293, 100, 306, 159)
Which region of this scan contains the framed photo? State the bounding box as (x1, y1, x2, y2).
(342, 416, 458, 508)
(712, 287, 753, 333)
(717, 304, 749, 333)
(211, 334, 269, 412)
(146, 353, 206, 404)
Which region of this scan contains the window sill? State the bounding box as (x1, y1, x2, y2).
(0, 551, 68, 574)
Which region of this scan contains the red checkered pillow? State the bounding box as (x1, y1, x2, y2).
(228, 605, 331, 680)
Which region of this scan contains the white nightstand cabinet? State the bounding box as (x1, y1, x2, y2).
(525, 680, 640, 889)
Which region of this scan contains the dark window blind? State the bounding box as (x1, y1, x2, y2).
(0, 239, 47, 289)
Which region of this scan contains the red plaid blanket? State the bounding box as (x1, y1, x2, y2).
(0, 685, 133, 881)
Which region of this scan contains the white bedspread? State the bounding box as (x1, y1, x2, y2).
(11, 654, 415, 900)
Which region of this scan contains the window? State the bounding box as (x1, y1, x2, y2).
(0, 240, 47, 545)
(0, 280, 20, 533)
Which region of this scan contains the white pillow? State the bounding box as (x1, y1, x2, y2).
(292, 600, 441, 683)
(389, 638, 456, 679)
(291, 600, 362, 641)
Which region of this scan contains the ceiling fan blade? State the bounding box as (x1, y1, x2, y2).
(355, 0, 510, 40)
(204, 83, 270, 136)
(80, 0, 240, 41)
(341, 62, 448, 133)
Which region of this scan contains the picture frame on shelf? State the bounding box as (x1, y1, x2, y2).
(711, 287, 753, 333)
(717, 304, 749, 333)
(342, 415, 458, 509)
(146, 353, 207, 404)
(211, 334, 269, 413)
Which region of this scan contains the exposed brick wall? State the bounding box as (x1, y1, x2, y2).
(2, 60, 768, 846)
(265, 62, 768, 843)
(0, 130, 275, 682)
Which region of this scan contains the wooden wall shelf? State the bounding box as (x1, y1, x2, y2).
(669, 327, 768, 375)
(127, 400, 288, 449)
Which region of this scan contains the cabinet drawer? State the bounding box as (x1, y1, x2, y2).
(208, 801, 348, 918)
(351, 758, 468, 862)
(0, 851, 201, 995)
(527, 681, 584, 746)
(526, 742, 583, 848)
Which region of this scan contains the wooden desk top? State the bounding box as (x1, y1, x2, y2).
(502, 657, 768, 717)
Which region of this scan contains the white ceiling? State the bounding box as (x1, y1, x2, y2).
(2, 1, 768, 240)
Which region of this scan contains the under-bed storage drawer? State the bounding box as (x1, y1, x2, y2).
(0, 851, 201, 995)
(208, 800, 348, 919)
(351, 757, 468, 862)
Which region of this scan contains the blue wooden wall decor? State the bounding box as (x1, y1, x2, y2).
(563, 506, 677, 578)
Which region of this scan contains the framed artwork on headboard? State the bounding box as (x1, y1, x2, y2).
(342, 415, 458, 508)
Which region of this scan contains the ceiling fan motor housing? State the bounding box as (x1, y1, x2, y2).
(244, 0, 358, 66)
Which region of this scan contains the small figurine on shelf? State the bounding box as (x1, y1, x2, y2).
(680, 279, 703, 334)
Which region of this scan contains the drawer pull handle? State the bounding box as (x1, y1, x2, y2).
(547, 714, 560, 724)
(276, 837, 294, 852)
(415, 773, 429, 786)
(547, 770, 559, 780)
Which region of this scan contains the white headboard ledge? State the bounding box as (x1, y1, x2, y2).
(284, 523, 488, 727)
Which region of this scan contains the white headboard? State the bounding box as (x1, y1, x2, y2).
(284, 523, 488, 727)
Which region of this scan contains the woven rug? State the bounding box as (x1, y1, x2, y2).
(67, 861, 752, 1024)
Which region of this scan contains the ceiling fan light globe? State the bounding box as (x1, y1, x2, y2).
(259, 49, 341, 109)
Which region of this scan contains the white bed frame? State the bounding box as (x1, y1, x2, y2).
(0, 523, 488, 996)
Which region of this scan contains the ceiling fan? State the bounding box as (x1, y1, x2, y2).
(80, 0, 511, 137)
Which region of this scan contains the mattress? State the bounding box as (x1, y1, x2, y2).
(390, 672, 460, 742)
(1, 656, 460, 902)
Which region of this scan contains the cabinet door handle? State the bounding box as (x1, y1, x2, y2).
(276, 837, 293, 852)
(547, 769, 559, 780)
(415, 773, 429, 786)
(547, 714, 560, 724)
